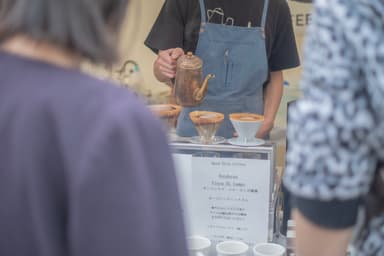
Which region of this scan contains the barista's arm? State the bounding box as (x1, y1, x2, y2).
(153, 48, 184, 86)
(256, 70, 283, 138)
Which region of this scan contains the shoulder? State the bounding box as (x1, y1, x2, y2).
(268, 0, 291, 14)
(76, 73, 156, 127)
(68, 73, 167, 154)
(47, 68, 160, 135)
(311, 0, 384, 51)
(269, 0, 290, 8)
(265, 0, 293, 25)
(313, 0, 384, 23)
(162, 0, 197, 13)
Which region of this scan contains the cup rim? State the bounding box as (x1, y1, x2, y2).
(216, 240, 249, 255)
(187, 235, 212, 251)
(252, 242, 286, 255)
(148, 104, 181, 117)
(229, 113, 264, 123)
(189, 110, 225, 124)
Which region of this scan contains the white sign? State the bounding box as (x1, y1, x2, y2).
(173, 154, 194, 234)
(173, 153, 272, 244)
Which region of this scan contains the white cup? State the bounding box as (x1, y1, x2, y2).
(187, 236, 211, 256)
(216, 240, 249, 256)
(253, 243, 286, 256)
(229, 113, 263, 143)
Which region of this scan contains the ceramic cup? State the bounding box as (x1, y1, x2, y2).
(252, 243, 286, 256)
(229, 113, 264, 143)
(216, 240, 249, 256)
(187, 236, 212, 256)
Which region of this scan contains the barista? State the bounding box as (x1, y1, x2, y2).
(145, 0, 300, 138)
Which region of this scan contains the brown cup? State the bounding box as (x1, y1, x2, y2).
(148, 104, 181, 131)
(189, 111, 224, 144)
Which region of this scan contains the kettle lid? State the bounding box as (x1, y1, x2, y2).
(177, 52, 202, 69)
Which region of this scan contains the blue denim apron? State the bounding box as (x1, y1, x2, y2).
(176, 0, 269, 138)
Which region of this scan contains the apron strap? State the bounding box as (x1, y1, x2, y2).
(198, 0, 207, 24)
(260, 0, 270, 28)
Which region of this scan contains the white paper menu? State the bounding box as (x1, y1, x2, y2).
(190, 156, 271, 244)
(173, 151, 273, 245)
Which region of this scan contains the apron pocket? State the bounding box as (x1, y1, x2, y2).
(224, 61, 234, 87)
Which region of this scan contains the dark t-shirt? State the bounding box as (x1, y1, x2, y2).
(145, 0, 300, 71)
(0, 52, 187, 256)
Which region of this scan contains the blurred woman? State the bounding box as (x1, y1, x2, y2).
(284, 0, 384, 255)
(0, 1, 187, 256)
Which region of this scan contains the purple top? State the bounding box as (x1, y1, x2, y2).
(0, 52, 187, 256)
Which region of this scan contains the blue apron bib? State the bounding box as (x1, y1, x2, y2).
(176, 0, 269, 138)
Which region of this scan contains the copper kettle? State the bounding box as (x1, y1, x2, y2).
(173, 52, 214, 107)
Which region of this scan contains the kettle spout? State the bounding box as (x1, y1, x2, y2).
(193, 74, 215, 102)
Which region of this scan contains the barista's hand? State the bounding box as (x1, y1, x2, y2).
(256, 120, 273, 139)
(154, 48, 184, 83)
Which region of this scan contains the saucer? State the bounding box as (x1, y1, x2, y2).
(227, 137, 265, 147)
(189, 136, 226, 145)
